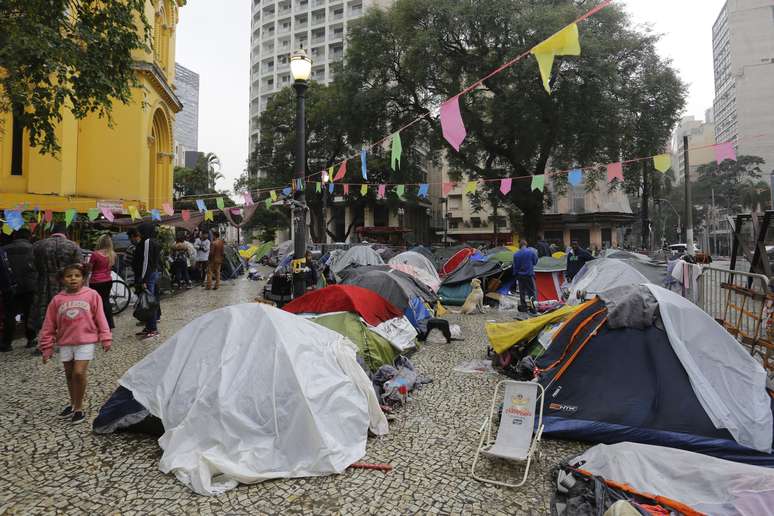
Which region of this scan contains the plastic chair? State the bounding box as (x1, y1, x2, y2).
(471, 380, 545, 488)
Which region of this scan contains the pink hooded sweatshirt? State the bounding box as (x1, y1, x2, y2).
(38, 287, 112, 359)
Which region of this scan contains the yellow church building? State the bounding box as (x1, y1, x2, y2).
(0, 0, 185, 213)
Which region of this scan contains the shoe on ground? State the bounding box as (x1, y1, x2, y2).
(141, 331, 160, 340)
(135, 330, 148, 336)
(0, 345, 12, 353)
(58, 405, 73, 419)
(213, 286, 218, 290)
(70, 411, 86, 425)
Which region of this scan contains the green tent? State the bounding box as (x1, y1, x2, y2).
(310, 312, 398, 372)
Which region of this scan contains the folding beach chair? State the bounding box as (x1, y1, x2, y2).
(471, 380, 545, 488)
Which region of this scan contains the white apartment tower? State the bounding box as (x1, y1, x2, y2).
(712, 0, 774, 174)
(248, 0, 394, 166)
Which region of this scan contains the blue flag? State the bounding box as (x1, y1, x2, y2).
(360, 149, 368, 180)
(282, 186, 292, 197)
(196, 199, 206, 212)
(328, 182, 334, 194)
(418, 183, 429, 198)
(568, 168, 583, 186)
(151, 209, 161, 221)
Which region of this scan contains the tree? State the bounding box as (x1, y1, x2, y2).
(336, 0, 686, 240)
(173, 152, 229, 210)
(0, 0, 151, 155)
(693, 156, 767, 211)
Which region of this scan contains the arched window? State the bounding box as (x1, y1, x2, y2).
(154, 1, 170, 73)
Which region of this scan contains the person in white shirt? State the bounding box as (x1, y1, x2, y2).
(194, 233, 210, 282)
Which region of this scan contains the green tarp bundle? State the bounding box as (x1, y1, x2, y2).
(310, 312, 398, 372)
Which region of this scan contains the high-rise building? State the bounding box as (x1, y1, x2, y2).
(248, 0, 395, 175)
(174, 63, 200, 167)
(670, 110, 716, 182)
(712, 0, 774, 174)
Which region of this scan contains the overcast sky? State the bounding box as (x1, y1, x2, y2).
(175, 0, 726, 193)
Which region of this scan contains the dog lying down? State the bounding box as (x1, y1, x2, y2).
(460, 278, 486, 314)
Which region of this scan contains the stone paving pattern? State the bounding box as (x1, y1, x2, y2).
(1, 274, 586, 515)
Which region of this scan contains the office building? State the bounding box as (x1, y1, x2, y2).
(174, 63, 200, 166)
(248, 0, 395, 176)
(712, 0, 774, 174)
(671, 110, 717, 182)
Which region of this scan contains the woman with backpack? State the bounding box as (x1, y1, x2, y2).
(171, 236, 192, 289)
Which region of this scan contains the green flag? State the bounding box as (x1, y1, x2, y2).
(316, 182, 321, 193)
(396, 184, 405, 198)
(265, 197, 272, 209)
(87, 208, 99, 221)
(531, 174, 545, 192)
(65, 208, 76, 226)
(391, 132, 402, 171)
(216, 197, 225, 210)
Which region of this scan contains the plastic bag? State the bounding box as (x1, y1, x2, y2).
(133, 289, 159, 322)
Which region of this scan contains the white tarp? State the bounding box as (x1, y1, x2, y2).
(388, 252, 442, 291)
(120, 304, 387, 496)
(567, 258, 648, 305)
(646, 284, 773, 453)
(573, 442, 774, 515)
(330, 245, 384, 275)
(371, 316, 418, 352)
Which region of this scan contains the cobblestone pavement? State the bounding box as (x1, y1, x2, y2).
(1, 274, 586, 515)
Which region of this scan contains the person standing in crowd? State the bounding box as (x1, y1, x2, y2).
(1, 229, 37, 351)
(566, 240, 595, 281)
(126, 228, 141, 285)
(88, 234, 116, 329)
(206, 230, 225, 290)
(194, 231, 210, 282)
(536, 239, 551, 258)
(304, 250, 319, 290)
(513, 240, 538, 314)
(133, 223, 161, 339)
(38, 262, 111, 425)
(171, 236, 192, 289)
(30, 222, 82, 343)
(183, 233, 196, 281)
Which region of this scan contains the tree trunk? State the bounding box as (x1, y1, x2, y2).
(641, 160, 650, 250)
(509, 179, 544, 243)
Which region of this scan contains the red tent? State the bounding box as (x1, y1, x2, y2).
(535, 270, 566, 302)
(441, 247, 476, 276)
(282, 285, 402, 327)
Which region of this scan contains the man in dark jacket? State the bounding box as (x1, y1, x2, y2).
(566, 241, 595, 281)
(513, 240, 538, 313)
(2, 229, 38, 351)
(133, 222, 162, 339)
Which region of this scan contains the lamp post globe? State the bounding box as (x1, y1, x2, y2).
(291, 48, 312, 299)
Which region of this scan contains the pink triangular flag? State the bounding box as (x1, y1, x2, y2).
(500, 178, 512, 195)
(343, 184, 350, 195)
(29, 222, 38, 233)
(44, 210, 53, 223)
(243, 192, 254, 206)
(182, 209, 190, 221)
(715, 142, 736, 163)
(334, 160, 347, 181)
(378, 184, 386, 199)
(100, 207, 115, 222)
(440, 96, 467, 151)
(162, 202, 174, 216)
(607, 162, 623, 183)
(442, 182, 455, 196)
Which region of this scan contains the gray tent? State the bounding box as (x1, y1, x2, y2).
(340, 267, 436, 310)
(331, 245, 385, 275)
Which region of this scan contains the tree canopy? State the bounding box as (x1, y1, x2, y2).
(0, 0, 150, 155)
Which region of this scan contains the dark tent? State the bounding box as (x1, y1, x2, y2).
(438, 260, 503, 306)
(433, 244, 472, 271)
(340, 265, 437, 306)
(536, 285, 774, 466)
(409, 245, 434, 262)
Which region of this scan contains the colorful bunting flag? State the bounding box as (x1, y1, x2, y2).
(715, 142, 736, 163)
(151, 209, 161, 221)
(44, 210, 53, 223)
(391, 133, 402, 170)
(2, 224, 11, 236)
(182, 210, 190, 221)
(531, 23, 581, 94)
(607, 162, 624, 183)
(128, 206, 140, 220)
(440, 96, 467, 151)
(653, 154, 671, 173)
(361, 184, 368, 196)
(378, 184, 386, 199)
(204, 210, 213, 221)
(265, 198, 272, 209)
(315, 182, 321, 193)
(321, 170, 329, 183)
(360, 149, 368, 180)
(65, 208, 76, 226)
(270, 190, 277, 201)
(500, 178, 512, 195)
(87, 208, 99, 221)
(531, 175, 545, 192)
(196, 199, 206, 212)
(334, 160, 347, 181)
(396, 184, 405, 198)
(343, 184, 350, 195)
(29, 222, 37, 233)
(216, 197, 225, 210)
(36, 210, 42, 223)
(464, 180, 477, 194)
(242, 192, 253, 206)
(5, 211, 23, 231)
(328, 182, 334, 194)
(282, 187, 291, 196)
(443, 182, 455, 196)
(568, 168, 583, 186)
(163, 202, 175, 215)
(418, 183, 429, 198)
(100, 207, 115, 222)
(328, 166, 334, 182)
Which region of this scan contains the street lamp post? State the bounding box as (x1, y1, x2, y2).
(290, 49, 312, 299)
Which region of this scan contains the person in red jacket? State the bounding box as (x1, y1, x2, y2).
(38, 263, 112, 425)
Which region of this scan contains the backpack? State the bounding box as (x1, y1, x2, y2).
(0, 247, 18, 295)
(173, 248, 188, 265)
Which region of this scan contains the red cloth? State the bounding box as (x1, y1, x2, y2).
(283, 285, 402, 327)
(441, 248, 475, 276)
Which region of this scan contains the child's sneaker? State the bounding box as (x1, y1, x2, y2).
(70, 411, 86, 425)
(58, 405, 73, 419)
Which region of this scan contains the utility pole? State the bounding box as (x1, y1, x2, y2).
(641, 160, 650, 250)
(683, 135, 695, 256)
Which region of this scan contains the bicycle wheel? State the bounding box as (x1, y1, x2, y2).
(110, 279, 132, 315)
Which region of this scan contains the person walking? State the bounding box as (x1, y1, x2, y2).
(38, 262, 111, 424)
(206, 230, 225, 290)
(133, 223, 161, 339)
(88, 234, 116, 329)
(194, 232, 210, 283)
(171, 236, 192, 289)
(566, 240, 595, 282)
(1, 229, 37, 351)
(30, 222, 82, 341)
(183, 234, 196, 284)
(513, 240, 538, 314)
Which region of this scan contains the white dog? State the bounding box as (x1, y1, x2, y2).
(460, 278, 486, 314)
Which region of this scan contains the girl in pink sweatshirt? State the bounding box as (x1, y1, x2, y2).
(39, 262, 112, 425)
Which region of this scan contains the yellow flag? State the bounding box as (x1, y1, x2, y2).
(270, 191, 277, 201)
(531, 23, 580, 94)
(204, 209, 213, 221)
(2, 223, 12, 236)
(464, 180, 477, 194)
(128, 206, 140, 221)
(360, 184, 368, 196)
(653, 154, 671, 173)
